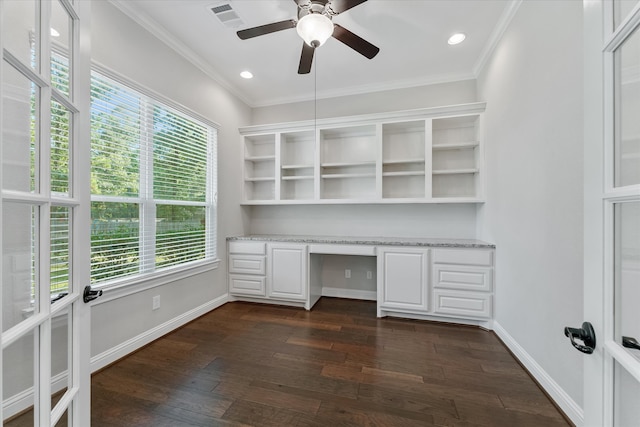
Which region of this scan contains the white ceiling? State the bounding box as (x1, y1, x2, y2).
(111, 0, 515, 107)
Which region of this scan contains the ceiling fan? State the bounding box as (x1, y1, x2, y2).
(237, 0, 379, 74)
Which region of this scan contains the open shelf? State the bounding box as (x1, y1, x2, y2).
(432, 141, 479, 150)
(432, 168, 479, 175)
(383, 171, 425, 177)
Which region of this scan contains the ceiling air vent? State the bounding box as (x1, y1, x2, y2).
(210, 3, 244, 29)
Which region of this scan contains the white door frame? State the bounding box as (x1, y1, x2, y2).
(583, 0, 640, 425)
(0, 0, 92, 424)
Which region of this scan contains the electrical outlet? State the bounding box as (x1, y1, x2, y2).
(152, 295, 160, 310)
(366, 271, 372, 280)
(345, 269, 351, 279)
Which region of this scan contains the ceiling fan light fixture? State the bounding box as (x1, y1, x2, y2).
(296, 13, 334, 48)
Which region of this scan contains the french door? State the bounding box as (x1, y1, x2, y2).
(1, 0, 91, 425)
(583, 0, 640, 425)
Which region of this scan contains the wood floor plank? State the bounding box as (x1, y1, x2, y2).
(6, 298, 572, 427)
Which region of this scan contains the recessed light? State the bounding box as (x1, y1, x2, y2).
(447, 33, 466, 45)
(50, 28, 60, 37)
(240, 71, 253, 79)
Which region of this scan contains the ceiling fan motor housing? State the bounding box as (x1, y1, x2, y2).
(297, 0, 333, 20)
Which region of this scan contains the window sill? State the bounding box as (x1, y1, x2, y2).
(91, 259, 220, 305)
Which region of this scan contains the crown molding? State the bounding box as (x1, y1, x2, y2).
(473, 0, 523, 77)
(107, 0, 254, 107)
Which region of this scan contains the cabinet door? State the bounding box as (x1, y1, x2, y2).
(378, 248, 429, 312)
(268, 244, 308, 301)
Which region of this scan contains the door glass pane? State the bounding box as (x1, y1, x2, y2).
(2, 203, 38, 332)
(614, 202, 640, 355)
(614, 26, 640, 187)
(1, 0, 37, 70)
(614, 0, 640, 30)
(51, 0, 72, 98)
(2, 330, 36, 425)
(53, 409, 69, 427)
(51, 309, 70, 416)
(51, 207, 71, 296)
(2, 61, 38, 193)
(51, 99, 71, 196)
(614, 360, 640, 426)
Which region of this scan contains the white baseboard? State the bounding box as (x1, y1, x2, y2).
(493, 321, 583, 426)
(321, 287, 376, 301)
(90, 293, 230, 372)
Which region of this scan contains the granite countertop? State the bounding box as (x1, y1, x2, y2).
(227, 234, 495, 249)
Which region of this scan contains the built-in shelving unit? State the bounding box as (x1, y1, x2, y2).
(280, 130, 315, 200)
(431, 115, 481, 200)
(243, 134, 276, 202)
(240, 102, 485, 204)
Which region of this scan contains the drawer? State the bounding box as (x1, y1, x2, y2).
(432, 248, 493, 266)
(229, 274, 266, 296)
(228, 254, 266, 275)
(433, 290, 492, 319)
(432, 265, 493, 292)
(309, 244, 376, 256)
(228, 241, 266, 255)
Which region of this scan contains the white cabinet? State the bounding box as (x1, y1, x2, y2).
(229, 241, 309, 306)
(377, 247, 429, 314)
(240, 102, 485, 205)
(431, 248, 494, 319)
(228, 241, 267, 297)
(268, 243, 308, 301)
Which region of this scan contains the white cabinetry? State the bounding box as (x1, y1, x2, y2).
(268, 243, 308, 301)
(228, 238, 494, 325)
(377, 247, 429, 315)
(431, 248, 494, 319)
(240, 102, 485, 205)
(228, 241, 267, 297)
(229, 241, 309, 307)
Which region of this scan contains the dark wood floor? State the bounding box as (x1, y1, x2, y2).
(7, 298, 572, 426)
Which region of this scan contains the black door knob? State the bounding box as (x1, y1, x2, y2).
(564, 322, 596, 354)
(83, 285, 103, 303)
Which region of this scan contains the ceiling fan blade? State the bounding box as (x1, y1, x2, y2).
(298, 42, 315, 74)
(329, 0, 367, 14)
(237, 19, 297, 40)
(332, 24, 379, 59)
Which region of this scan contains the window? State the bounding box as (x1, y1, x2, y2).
(90, 69, 218, 285)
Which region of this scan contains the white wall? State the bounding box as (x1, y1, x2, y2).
(249, 204, 478, 238)
(89, 1, 250, 362)
(476, 0, 584, 418)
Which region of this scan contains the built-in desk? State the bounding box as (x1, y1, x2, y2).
(227, 235, 495, 327)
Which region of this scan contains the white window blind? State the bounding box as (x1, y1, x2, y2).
(90, 70, 217, 284)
